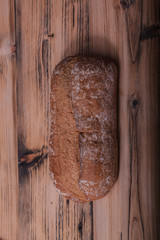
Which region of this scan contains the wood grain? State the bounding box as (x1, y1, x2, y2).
(91, 0, 160, 240)
(15, 0, 50, 239)
(120, 0, 142, 62)
(16, 0, 93, 239)
(0, 0, 159, 239)
(0, 1, 18, 239)
(48, 192, 93, 240)
(128, 94, 144, 240)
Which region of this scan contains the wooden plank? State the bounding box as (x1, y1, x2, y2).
(0, 1, 19, 239)
(136, 38, 160, 240)
(89, 1, 129, 239)
(91, 0, 160, 240)
(48, 190, 93, 240)
(15, 0, 50, 239)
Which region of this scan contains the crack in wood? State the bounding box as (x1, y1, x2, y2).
(90, 201, 94, 240)
(73, 4, 75, 28)
(121, 232, 123, 240)
(42, 39, 49, 76)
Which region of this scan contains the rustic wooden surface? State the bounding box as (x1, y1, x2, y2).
(0, 0, 160, 239)
(0, 1, 18, 239)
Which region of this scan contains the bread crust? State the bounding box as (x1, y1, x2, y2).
(50, 56, 118, 202)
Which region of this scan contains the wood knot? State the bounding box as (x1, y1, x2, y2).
(132, 99, 139, 109)
(129, 94, 140, 110)
(44, 33, 54, 40)
(120, 0, 130, 9)
(19, 145, 48, 168)
(48, 33, 54, 38)
(120, 0, 135, 9)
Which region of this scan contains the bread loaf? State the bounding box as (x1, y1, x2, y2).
(49, 56, 118, 202)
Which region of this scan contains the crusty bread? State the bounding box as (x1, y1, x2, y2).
(49, 56, 118, 202)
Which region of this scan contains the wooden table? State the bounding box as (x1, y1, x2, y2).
(0, 0, 160, 239)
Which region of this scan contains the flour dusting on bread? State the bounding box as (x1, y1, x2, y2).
(49, 56, 118, 202)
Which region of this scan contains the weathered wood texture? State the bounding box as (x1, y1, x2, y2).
(91, 1, 160, 240)
(0, 1, 18, 239)
(15, 1, 50, 238)
(0, 0, 160, 239)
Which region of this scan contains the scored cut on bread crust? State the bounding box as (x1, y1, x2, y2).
(50, 56, 118, 202)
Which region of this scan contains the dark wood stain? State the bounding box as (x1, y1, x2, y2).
(38, 36, 43, 91)
(120, 0, 130, 9)
(120, 232, 123, 240)
(140, 25, 160, 40)
(90, 202, 94, 240)
(73, 4, 75, 28)
(42, 40, 49, 76)
(66, 199, 69, 240)
(56, 207, 58, 240)
(58, 196, 61, 240)
(78, 221, 83, 237)
(18, 147, 48, 169)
